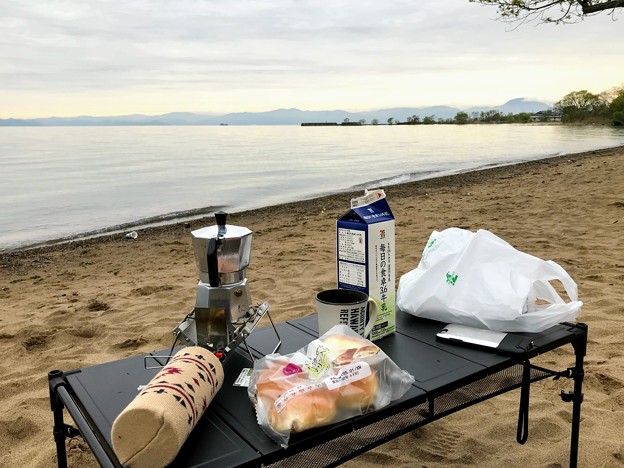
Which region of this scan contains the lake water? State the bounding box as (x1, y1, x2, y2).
(1, 124, 623, 252)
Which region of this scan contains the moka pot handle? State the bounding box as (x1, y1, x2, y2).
(207, 237, 220, 287)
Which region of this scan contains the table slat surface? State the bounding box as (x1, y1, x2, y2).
(57, 311, 583, 467)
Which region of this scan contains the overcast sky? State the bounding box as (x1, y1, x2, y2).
(1, 0, 622, 118)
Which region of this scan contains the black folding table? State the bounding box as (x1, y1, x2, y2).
(48, 311, 587, 468)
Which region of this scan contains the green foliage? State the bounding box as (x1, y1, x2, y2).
(376, 84, 623, 126)
(479, 110, 502, 123)
(454, 112, 469, 124)
(556, 90, 608, 123)
(547, 85, 624, 125)
(609, 90, 624, 125)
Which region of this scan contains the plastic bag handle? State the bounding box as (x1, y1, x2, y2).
(531, 280, 564, 305)
(540, 260, 578, 302)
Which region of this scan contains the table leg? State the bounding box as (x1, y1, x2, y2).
(49, 370, 69, 468)
(516, 361, 530, 444)
(568, 324, 587, 468)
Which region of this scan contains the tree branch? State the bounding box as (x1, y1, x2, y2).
(470, 0, 624, 23)
(581, 0, 624, 14)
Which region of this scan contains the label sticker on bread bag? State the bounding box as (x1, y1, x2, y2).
(273, 362, 372, 413)
(274, 382, 325, 413)
(323, 362, 371, 390)
(302, 342, 331, 379)
(233, 368, 252, 387)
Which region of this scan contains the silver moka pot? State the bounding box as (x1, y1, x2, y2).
(176, 212, 257, 354)
(192, 211, 252, 289)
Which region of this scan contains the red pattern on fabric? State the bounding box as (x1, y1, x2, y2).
(176, 357, 216, 388)
(144, 384, 197, 424)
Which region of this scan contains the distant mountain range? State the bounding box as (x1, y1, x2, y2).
(0, 98, 551, 126)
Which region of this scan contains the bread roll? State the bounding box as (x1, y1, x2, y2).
(332, 369, 379, 411)
(322, 334, 380, 410)
(253, 334, 384, 436)
(266, 386, 337, 433)
(323, 334, 371, 353)
(256, 366, 337, 433)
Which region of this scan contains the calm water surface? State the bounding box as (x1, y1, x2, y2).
(1, 124, 623, 251)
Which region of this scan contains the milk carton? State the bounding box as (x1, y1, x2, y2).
(336, 189, 395, 341)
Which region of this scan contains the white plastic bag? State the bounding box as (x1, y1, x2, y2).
(248, 325, 414, 447)
(396, 228, 583, 332)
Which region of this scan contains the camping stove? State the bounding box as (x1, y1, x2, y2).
(173, 212, 278, 359)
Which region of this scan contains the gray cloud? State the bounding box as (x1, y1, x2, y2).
(0, 0, 622, 113)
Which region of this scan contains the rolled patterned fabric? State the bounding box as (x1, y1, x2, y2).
(111, 346, 224, 468)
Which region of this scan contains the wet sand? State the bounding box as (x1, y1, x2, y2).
(1, 146, 623, 467)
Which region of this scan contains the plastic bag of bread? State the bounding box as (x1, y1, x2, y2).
(248, 324, 414, 446)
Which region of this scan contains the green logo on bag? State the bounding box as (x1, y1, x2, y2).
(427, 238, 437, 248)
(303, 344, 331, 379)
(446, 271, 458, 286)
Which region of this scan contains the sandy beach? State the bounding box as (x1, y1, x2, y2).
(1, 145, 623, 467)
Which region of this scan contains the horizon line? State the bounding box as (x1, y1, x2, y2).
(1, 98, 555, 121)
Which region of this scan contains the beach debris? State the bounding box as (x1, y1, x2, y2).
(124, 231, 138, 240)
(132, 285, 174, 297)
(114, 337, 148, 349)
(23, 334, 48, 351)
(87, 300, 110, 312)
